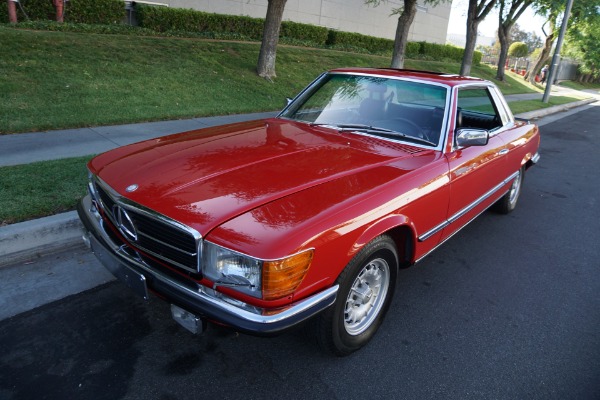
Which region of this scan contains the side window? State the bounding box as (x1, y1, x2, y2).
(456, 88, 504, 132)
(489, 88, 512, 125)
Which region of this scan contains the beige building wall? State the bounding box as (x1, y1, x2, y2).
(165, 0, 452, 45)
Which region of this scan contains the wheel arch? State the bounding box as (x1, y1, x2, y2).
(522, 152, 535, 170)
(351, 215, 416, 269)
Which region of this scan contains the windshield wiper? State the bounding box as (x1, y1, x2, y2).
(337, 124, 395, 133)
(373, 131, 437, 147)
(212, 275, 255, 290)
(310, 122, 436, 147)
(310, 123, 393, 132)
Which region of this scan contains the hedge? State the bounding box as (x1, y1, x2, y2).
(1, 0, 53, 22)
(136, 6, 264, 39)
(67, 0, 124, 24)
(405, 42, 421, 59)
(326, 30, 393, 54)
(413, 41, 482, 65)
(136, 5, 329, 45)
(1, 0, 124, 24)
(325, 31, 481, 65)
(280, 20, 328, 45)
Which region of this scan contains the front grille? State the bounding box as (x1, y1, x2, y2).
(93, 180, 200, 273)
(96, 184, 116, 212)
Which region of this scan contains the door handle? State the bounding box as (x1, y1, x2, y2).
(498, 149, 509, 155)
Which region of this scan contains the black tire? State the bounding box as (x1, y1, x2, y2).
(493, 167, 524, 214)
(316, 235, 398, 356)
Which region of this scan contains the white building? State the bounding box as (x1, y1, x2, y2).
(446, 33, 495, 48)
(163, 0, 452, 44)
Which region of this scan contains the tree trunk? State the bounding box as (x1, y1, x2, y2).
(257, 0, 287, 80)
(496, 0, 533, 81)
(496, 23, 511, 81)
(460, 16, 479, 76)
(53, 0, 64, 23)
(461, 0, 497, 76)
(390, 0, 417, 69)
(7, 0, 17, 23)
(527, 20, 555, 85)
(495, 0, 532, 81)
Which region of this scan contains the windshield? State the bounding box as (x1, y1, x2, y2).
(280, 73, 448, 147)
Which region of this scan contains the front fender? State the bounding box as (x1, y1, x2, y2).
(351, 214, 417, 264)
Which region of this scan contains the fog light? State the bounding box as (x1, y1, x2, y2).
(171, 304, 204, 334)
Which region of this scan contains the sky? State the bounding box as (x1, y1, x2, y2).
(447, 0, 548, 39)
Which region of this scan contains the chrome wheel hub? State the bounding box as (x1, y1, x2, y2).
(344, 258, 390, 336)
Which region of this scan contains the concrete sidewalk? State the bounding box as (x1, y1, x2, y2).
(1, 94, 598, 268)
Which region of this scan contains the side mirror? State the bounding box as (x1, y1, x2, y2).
(455, 128, 489, 147)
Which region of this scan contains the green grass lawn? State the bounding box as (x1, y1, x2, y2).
(0, 156, 93, 225)
(0, 26, 539, 134)
(558, 81, 600, 91)
(508, 96, 586, 115)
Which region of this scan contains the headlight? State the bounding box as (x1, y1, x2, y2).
(203, 242, 262, 297)
(202, 241, 313, 301)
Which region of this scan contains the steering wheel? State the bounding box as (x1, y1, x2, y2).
(392, 118, 424, 139)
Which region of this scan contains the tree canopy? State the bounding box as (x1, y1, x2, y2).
(564, 7, 600, 80)
(525, 0, 600, 83)
(508, 41, 529, 57)
(510, 24, 543, 52)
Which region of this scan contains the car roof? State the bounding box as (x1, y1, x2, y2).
(328, 67, 487, 87)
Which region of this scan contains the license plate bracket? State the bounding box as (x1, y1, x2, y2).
(90, 235, 149, 300)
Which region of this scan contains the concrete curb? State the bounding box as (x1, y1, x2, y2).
(0, 211, 83, 268)
(517, 98, 597, 120)
(1, 99, 597, 267)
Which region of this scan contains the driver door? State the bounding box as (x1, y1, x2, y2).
(441, 86, 509, 240)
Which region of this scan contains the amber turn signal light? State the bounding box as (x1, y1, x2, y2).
(262, 250, 314, 301)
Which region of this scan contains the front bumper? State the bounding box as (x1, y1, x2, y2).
(77, 194, 338, 335)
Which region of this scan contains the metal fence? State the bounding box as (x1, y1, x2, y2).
(481, 52, 579, 81)
(554, 59, 578, 81)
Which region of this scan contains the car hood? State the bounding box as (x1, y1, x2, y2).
(90, 118, 429, 235)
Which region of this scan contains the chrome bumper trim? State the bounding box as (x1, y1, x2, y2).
(78, 194, 338, 333)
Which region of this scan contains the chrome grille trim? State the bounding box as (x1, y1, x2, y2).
(91, 176, 202, 273)
(129, 242, 199, 272)
(136, 231, 198, 257)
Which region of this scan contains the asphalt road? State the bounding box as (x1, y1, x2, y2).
(1, 106, 599, 400)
